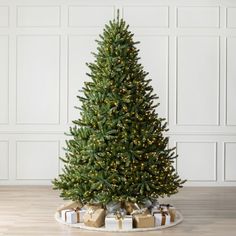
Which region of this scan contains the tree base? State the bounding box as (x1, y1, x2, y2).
(54, 211, 183, 232)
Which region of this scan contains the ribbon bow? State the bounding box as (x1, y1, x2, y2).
(115, 209, 126, 218)
(115, 211, 123, 220)
(87, 208, 95, 217)
(131, 203, 148, 215)
(114, 210, 125, 230)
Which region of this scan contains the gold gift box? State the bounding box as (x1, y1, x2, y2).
(83, 208, 105, 228)
(133, 214, 155, 228)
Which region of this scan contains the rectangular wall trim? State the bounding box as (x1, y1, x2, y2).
(0, 0, 236, 186)
(16, 6, 61, 27)
(16, 35, 60, 125)
(177, 6, 220, 28)
(0, 141, 9, 180)
(223, 142, 236, 182)
(226, 7, 236, 28)
(176, 36, 220, 126)
(122, 6, 169, 28)
(16, 140, 60, 180)
(176, 141, 217, 182)
(0, 35, 9, 124)
(226, 37, 236, 126)
(0, 6, 9, 27)
(68, 5, 115, 27)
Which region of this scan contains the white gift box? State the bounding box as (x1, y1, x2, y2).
(154, 213, 171, 226)
(105, 214, 133, 230)
(77, 209, 86, 223)
(61, 210, 70, 222)
(66, 211, 77, 224)
(165, 214, 171, 225)
(61, 209, 86, 224)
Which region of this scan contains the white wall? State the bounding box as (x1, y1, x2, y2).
(0, 0, 236, 186)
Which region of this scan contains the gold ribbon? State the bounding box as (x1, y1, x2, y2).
(115, 211, 124, 229)
(168, 207, 176, 222)
(161, 211, 168, 225)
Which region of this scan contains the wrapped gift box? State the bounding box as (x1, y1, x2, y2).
(83, 208, 105, 228)
(105, 214, 132, 230)
(61, 209, 76, 224)
(61, 209, 86, 224)
(160, 204, 176, 222)
(154, 212, 171, 226)
(61, 209, 70, 222)
(168, 207, 176, 222)
(133, 214, 155, 228)
(76, 209, 86, 223)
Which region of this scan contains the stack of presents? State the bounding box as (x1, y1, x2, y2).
(57, 199, 177, 230)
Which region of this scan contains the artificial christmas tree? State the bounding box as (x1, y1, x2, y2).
(53, 13, 185, 208)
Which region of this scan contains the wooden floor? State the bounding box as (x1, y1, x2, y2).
(0, 187, 236, 236)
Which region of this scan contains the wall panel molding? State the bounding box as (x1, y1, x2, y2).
(176, 36, 220, 126)
(226, 7, 236, 28)
(225, 37, 236, 126)
(0, 0, 235, 185)
(122, 5, 169, 28)
(176, 141, 217, 182)
(176, 6, 220, 28)
(0, 35, 9, 124)
(16, 6, 61, 27)
(67, 34, 97, 123)
(16, 35, 60, 125)
(16, 140, 60, 180)
(137, 35, 169, 121)
(223, 142, 236, 182)
(0, 6, 9, 27)
(68, 5, 115, 27)
(0, 141, 9, 180)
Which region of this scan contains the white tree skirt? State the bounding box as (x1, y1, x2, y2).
(55, 211, 183, 232)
